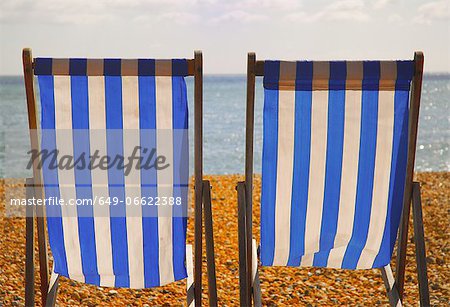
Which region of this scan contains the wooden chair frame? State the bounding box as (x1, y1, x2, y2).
(237, 52, 430, 306)
(22, 48, 218, 307)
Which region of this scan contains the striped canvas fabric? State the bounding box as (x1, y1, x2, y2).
(260, 60, 414, 269)
(35, 58, 189, 288)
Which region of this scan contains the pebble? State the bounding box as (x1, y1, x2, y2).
(0, 173, 448, 306)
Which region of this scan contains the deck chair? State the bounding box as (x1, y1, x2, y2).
(22, 48, 218, 307)
(237, 52, 430, 306)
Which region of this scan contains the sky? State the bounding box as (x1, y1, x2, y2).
(0, 0, 449, 75)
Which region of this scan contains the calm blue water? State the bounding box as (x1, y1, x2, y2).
(0, 75, 449, 177)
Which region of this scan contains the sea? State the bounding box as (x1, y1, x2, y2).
(0, 75, 449, 178)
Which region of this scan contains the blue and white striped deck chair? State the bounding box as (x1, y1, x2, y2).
(237, 52, 430, 306)
(22, 49, 217, 307)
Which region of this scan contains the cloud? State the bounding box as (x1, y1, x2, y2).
(158, 12, 200, 25)
(234, 0, 302, 11)
(387, 13, 404, 24)
(0, 0, 201, 25)
(414, 0, 450, 24)
(372, 0, 392, 10)
(0, 0, 117, 24)
(3, 1, 115, 25)
(209, 10, 268, 24)
(1, 0, 284, 27)
(325, 0, 369, 21)
(286, 0, 370, 23)
(134, 11, 200, 25)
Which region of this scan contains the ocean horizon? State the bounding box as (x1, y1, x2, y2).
(1, 74, 449, 178)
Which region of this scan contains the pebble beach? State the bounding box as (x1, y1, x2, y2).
(1, 172, 448, 306)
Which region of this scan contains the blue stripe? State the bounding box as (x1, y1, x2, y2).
(70, 75, 99, 284)
(104, 59, 121, 76)
(172, 59, 189, 77)
(138, 59, 156, 76)
(287, 61, 312, 266)
(39, 76, 56, 131)
(69, 59, 87, 76)
(295, 61, 313, 91)
(328, 61, 347, 90)
(395, 60, 415, 91)
(342, 61, 380, 269)
(38, 75, 69, 277)
(139, 76, 160, 287)
(34, 58, 52, 75)
(313, 62, 346, 267)
(104, 75, 129, 287)
(263, 60, 281, 90)
(373, 64, 410, 267)
(261, 61, 280, 266)
(171, 75, 189, 280)
(361, 61, 382, 91)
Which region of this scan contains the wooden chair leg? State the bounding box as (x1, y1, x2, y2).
(202, 180, 218, 307)
(26, 177, 50, 306)
(237, 182, 250, 306)
(395, 197, 411, 300)
(411, 182, 430, 306)
(253, 272, 262, 307)
(380, 264, 402, 306)
(36, 205, 49, 306)
(25, 178, 35, 307)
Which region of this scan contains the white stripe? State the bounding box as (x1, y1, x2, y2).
(357, 90, 395, 268)
(53, 76, 84, 282)
(88, 76, 115, 287)
(299, 254, 314, 267)
(48, 263, 59, 291)
(301, 90, 328, 267)
(384, 264, 395, 290)
(384, 264, 403, 306)
(327, 90, 362, 268)
(272, 90, 295, 266)
(252, 239, 258, 282)
(155, 76, 174, 285)
(186, 244, 194, 307)
(122, 76, 145, 287)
